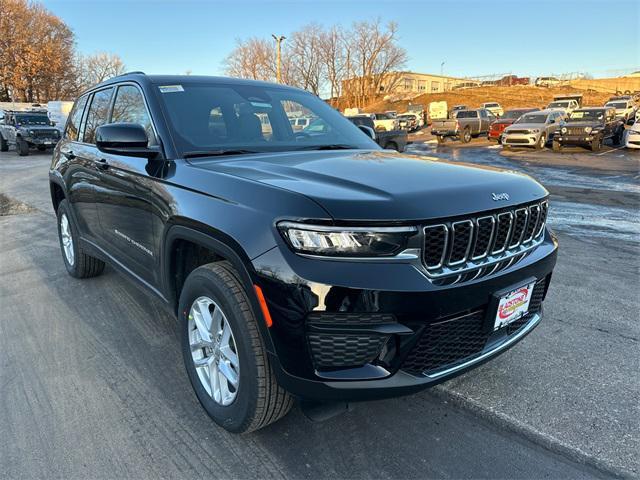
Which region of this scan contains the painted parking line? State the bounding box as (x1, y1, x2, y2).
(596, 146, 625, 156)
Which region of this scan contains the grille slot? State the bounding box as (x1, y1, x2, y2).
(508, 208, 528, 248)
(308, 333, 388, 369)
(424, 225, 448, 269)
(402, 278, 547, 376)
(471, 216, 495, 260)
(448, 220, 473, 265)
(422, 200, 547, 282)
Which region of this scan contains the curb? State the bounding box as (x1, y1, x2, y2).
(431, 386, 635, 479)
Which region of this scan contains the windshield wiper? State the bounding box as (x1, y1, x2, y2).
(296, 144, 358, 151)
(183, 149, 259, 159)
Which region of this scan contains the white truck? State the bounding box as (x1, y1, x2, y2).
(428, 101, 448, 122)
(546, 94, 582, 115)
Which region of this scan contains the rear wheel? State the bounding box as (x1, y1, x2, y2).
(590, 137, 602, 152)
(179, 263, 293, 433)
(612, 130, 623, 146)
(436, 136, 446, 144)
(460, 128, 471, 143)
(56, 199, 105, 278)
(0, 136, 8, 152)
(17, 138, 29, 156)
(535, 134, 546, 150)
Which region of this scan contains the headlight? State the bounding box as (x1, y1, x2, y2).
(29, 130, 35, 135)
(561, 127, 567, 134)
(278, 222, 417, 257)
(584, 126, 592, 134)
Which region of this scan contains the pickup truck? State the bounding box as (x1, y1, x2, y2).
(431, 108, 496, 143)
(372, 113, 399, 131)
(347, 115, 408, 152)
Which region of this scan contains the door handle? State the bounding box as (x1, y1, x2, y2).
(62, 151, 76, 160)
(97, 158, 109, 170)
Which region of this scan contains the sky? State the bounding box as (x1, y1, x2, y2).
(42, 0, 639, 79)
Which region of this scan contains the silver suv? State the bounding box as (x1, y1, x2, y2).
(502, 110, 565, 150)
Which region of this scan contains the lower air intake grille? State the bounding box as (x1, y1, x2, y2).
(402, 278, 547, 376)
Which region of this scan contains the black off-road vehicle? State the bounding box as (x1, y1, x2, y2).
(553, 107, 624, 152)
(0, 110, 61, 156)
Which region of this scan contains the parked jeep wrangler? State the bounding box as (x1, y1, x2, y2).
(553, 107, 624, 152)
(50, 73, 557, 433)
(0, 110, 61, 156)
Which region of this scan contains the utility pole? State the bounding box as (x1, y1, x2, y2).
(272, 34, 286, 83)
(440, 61, 445, 77)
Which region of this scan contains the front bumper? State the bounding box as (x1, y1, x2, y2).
(27, 137, 59, 146)
(502, 133, 540, 147)
(252, 229, 558, 401)
(555, 134, 596, 147)
(625, 133, 640, 149)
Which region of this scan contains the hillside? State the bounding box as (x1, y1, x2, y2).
(359, 85, 623, 114)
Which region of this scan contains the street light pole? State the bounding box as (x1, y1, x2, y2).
(441, 61, 445, 77)
(272, 34, 286, 83)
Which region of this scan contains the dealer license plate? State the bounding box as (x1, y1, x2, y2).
(494, 282, 535, 330)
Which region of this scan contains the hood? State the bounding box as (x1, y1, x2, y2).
(562, 121, 601, 128)
(492, 119, 516, 126)
(505, 123, 545, 131)
(191, 150, 547, 221)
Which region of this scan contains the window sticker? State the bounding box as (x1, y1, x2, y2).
(158, 85, 184, 93)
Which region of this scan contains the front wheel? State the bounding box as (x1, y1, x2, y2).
(590, 137, 602, 152)
(552, 140, 562, 152)
(436, 136, 446, 144)
(56, 199, 105, 278)
(17, 138, 29, 156)
(179, 263, 293, 433)
(535, 134, 546, 150)
(0, 136, 8, 152)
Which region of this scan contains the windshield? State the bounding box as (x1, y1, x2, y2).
(516, 114, 547, 124)
(15, 114, 49, 125)
(567, 110, 605, 122)
(548, 102, 569, 108)
(157, 82, 377, 156)
(606, 102, 627, 109)
(503, 109, 532, 119)
(484, 103, 499, 108)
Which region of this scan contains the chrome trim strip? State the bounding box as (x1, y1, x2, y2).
(423, 312, 542, 379)
(448, 220, 474, 266)
(297, 248, 420, 262)
(523, 204, 540, 243)
(278, 222, 418, 233)
(534, 201, 548, 238)
(491, 212, 513, 254)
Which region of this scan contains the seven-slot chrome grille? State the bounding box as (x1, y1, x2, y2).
(423, 200, 548, 283)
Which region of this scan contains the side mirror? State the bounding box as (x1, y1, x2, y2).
(96, 123, 159, 159)
(549, 119, 555, 124)
(358, 125, 376, 140)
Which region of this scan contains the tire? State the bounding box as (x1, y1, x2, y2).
(590, 137, 602, 152)
(56, 199, 105, 278)
(17, 138, 29, 156)
(0, 136, 8, 152)
(179, 262, 293, 433)
(612, 130, 623, 146)
(386, 141, 399, 152)
(460, 128, 471, 143)
(552, 140, 562, 152)
(535, 134, 546, 150)
(436, 136, 446, 144)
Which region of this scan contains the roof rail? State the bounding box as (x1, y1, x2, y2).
(112, 71, 146, 79)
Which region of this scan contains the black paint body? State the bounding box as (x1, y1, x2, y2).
(50, 74, 558, 402)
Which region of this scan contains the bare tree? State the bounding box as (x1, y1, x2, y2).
(287, 24, 324, 95)
(76, 52, 126, 91)
(319, 25, 347, 101)
(224, 37, 276, 81)
(343, 20, 407, 106)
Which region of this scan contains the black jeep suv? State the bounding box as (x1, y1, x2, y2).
(50, 73, 557, 433)
(553, 107, 624, 152)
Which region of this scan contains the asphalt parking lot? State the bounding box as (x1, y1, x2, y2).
(1, 146, 638, 479)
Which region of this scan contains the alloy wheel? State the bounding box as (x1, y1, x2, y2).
(60, 213, 75, 266)
(188, 296, 240, 406)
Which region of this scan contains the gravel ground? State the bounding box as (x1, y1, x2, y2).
(1, 148, 637, 478)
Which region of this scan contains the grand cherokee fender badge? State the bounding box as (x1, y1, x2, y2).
(492, 192, 510, 201)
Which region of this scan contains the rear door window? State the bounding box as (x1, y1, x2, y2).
(83, 88, 114, 144)
(65, 94, 89, 141)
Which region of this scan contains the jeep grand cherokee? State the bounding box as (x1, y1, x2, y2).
(50, 73, 557, 433)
